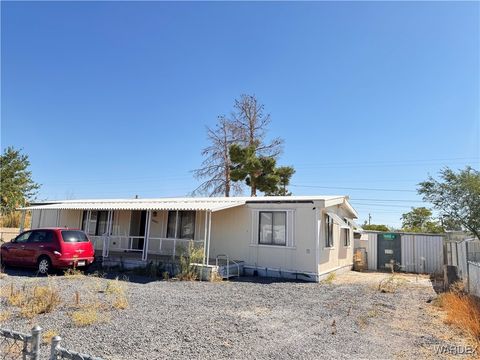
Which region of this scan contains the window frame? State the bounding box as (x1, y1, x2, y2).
(342, 228, 350, 247)
(258, 211, 287, 246)
(325, 214, 334, 248)
(166, 210, 196, 239)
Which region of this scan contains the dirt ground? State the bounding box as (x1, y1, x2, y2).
(0, 269, 476, 359)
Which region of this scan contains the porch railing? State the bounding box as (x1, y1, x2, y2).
(92, 235, 203, 260)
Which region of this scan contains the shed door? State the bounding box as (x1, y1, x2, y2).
(377, 233, 401, 271)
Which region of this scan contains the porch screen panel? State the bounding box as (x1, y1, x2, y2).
(167, 211, 196, 239)
(179, 211, 195, 239)
(96, 211, 109, 236)
(166, 211, 176, 238)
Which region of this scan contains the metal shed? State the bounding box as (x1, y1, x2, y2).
(360, 231, 444, 274)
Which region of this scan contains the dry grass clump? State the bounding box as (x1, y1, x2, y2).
(378, 274, 406, 293)
(1, 282, 61, 318)
(63, 268, 85, 278)
(42, 329, 59, 345)
(105, 278, 129, 310)
(323, 272, 336, 284)
(71, 302, 109, 327)
(437, 284, 480, 346)
(19, 285, 61, 319)
(0, 310, 11, 321)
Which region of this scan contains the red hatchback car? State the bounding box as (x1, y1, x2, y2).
(0, 228, 95, 274)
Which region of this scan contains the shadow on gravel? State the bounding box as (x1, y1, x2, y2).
(229, 276, 312, 284)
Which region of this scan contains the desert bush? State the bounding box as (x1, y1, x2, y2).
(177, 241, 204, 281)
(438, 288, 480, 346)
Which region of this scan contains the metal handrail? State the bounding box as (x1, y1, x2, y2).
(215, 254, 241, 278)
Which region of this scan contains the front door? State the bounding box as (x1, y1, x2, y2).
(377, 233, 401, 271)
(129, 210, 146, 250)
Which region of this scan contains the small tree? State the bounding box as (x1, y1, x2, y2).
(265, 166, 295, 196)
(362, 223, 390, 232)
(418, 167, 480, 239)
(0, 147, 40, 217)
(193, 117, 242, 197)
(229, 144, 279, 196)
(400, 207, 443, 233)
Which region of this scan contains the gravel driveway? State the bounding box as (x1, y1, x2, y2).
(0, 270, 471, 359)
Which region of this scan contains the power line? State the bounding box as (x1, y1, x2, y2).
(350, 198, 424, 203)
(290, 184, 417, 192)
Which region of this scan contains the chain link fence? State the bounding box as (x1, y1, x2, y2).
(0, 326, 102, 360)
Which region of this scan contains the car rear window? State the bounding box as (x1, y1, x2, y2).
(61, 230, 89, 243)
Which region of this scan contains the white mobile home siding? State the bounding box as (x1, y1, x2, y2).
(209, 203, 318, 275)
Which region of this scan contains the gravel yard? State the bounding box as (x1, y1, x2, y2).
(0, 270, 472, 360)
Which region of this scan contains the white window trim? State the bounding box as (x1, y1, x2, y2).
(251, 209, 295, 248)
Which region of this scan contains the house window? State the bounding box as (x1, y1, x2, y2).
(167, 211, 196, 239)
(259, 211, 286, 246)
(81, 210, 109, 236)
(342, 228, 350, 247)
(325, 215, 334, 248)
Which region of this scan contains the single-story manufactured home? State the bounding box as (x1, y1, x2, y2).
(20, 195, 359, 282)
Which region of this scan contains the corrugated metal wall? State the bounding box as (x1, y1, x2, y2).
(361, 232, 444, 274)
(401, 235, 444, 274)
(366, 233, 377, 271)
(468, 262, 480, 298)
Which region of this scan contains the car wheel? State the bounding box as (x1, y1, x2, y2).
(37, 256, 51, 275)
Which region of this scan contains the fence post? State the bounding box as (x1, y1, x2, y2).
(30, 325, 42, 360)
(466, 241, 470, 293)
(50, 335, 62, 360)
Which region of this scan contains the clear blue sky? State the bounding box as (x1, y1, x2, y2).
(1, 1, 479, 228)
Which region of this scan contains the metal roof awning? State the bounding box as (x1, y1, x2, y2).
(326, 212, 350, 229)
(346, 218, 362, 231)
(19, 199, 246, 212)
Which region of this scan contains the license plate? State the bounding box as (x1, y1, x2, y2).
(76, 261, 86, 267)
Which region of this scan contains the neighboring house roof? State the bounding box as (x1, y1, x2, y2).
(20, 195, 358, 218)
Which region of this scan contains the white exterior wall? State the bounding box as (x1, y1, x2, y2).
(318, 204, 355, 275)
(210, 203, 318, 275)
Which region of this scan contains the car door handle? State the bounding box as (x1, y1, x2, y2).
(21, 246, 25, 249)
(39, 245, 44, 248)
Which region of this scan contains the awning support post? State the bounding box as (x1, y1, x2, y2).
(142, 210, 152, 262)
(85, 210, 91, 235)
(206, 210, 212, 267)
(19, 210, 27, 233)
(202, 210, 208, 265)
